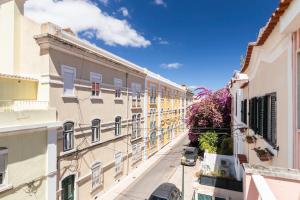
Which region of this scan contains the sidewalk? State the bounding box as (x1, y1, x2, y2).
(169, 159, 199, 200)
(99, 133, 188, 200)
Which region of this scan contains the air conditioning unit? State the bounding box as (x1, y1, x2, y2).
(219, 167, 230, 177)
(220, 159, 229, 167)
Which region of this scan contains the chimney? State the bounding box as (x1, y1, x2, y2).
(0, 0, 27, 74)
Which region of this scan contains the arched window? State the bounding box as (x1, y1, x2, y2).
(63, 122, 74, 151)
(115, 116, 121, 136)
(91, 119, 101, 143)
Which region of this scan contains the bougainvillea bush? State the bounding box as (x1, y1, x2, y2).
(186, 87, 232, 143)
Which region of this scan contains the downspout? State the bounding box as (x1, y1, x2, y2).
(126, 72, 129, 175)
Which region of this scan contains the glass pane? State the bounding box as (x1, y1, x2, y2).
(63, 72, 74, 95)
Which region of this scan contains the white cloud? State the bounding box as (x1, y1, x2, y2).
(154, 0, 167, 7)
(153, 37, 169, 45)
(24, 0, 150, 47)
(118, 7, 129, 17)
(161, 62, 182, 69)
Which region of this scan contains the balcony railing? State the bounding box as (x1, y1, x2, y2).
(0, 100, 49, 112)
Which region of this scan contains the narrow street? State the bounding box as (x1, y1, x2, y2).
(115, 136, 191, 200)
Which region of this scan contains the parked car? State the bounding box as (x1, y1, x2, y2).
(148, 183, 182, 200)
(181, 147, 198, 166)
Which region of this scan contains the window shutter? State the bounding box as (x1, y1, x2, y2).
(244, 99, 247, 124)
(271, 94, 277, 145)
(258, 97, 263, 135)
(241, 100, 244, 123)
(249, 99, 252, 129)
(263, 95, 269, 139)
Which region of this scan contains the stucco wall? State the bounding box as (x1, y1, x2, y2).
(241, 23, 291, 168)
(47, 47, 145, 198)
(0, 130, 47, 200)
(244, 173, 300, 200)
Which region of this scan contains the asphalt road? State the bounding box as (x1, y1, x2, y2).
(115, 136, 190, 200)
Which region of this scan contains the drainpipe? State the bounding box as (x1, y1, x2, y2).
(126, 72, 129, 175)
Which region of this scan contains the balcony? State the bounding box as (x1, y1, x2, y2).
(0, 100, 48, 112)
(0, 100, 56, 127)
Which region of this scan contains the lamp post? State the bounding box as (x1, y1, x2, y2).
(182, 163, 184, 200)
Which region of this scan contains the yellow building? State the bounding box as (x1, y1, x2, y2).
(144, 72, 186, 158)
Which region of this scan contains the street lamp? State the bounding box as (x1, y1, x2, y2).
(181, 163, 184, 200)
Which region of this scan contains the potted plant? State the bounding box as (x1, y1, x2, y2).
(253, 148, 271, 161)
(246, 136, 255, 144)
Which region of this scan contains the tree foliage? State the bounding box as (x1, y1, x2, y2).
(199, 131, 218, 153)
(186, 87, 231, 142)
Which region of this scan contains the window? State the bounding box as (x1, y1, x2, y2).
(91, 162, 102, 189)
(137, 114, 141, 138)
(241, 99, 247, 124)
(63, 122, 74, 151)
(114, 78, 122, 98)
(132, 115, 137, 140)
(235, 92, 238, 116)
(150, 84, 156, 104)
(91, 119, 100, 143)
(62, 175, 75, 200)
(249, 93, 277, 146)
(115, 116, 121, 136)
(132, 83, 141, 101)
(132, 143, 142, 161)
(90, 72, 102, 97)
(115, 152, 123, 175)
(62, 65, 76, 96)
(0, 148, 8, 186)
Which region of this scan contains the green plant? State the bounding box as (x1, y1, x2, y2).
(218, 137, 233, 155)
(199, 131, 218, 153)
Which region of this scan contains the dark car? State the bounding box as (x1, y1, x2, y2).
(149, 183, 182, 200)
(181, 147, 198, 166)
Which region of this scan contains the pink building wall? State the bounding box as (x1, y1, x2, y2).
(292, 29, 300, 169)
(244, 173, 300, 200)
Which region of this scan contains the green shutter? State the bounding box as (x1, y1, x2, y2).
(271, 94, 277, 146)
(62, 175, 74, 200)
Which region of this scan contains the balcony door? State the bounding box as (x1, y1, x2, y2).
(62, 175, 75, 200)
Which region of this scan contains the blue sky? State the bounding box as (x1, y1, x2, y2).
(25, 0, 279, 90)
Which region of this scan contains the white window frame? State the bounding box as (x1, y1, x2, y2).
(115, 116, 121, 136)
(0, 148, 8, 186)
(90, 72, 102, 97)
(63, 122, 74, 152)
(132, 115, 137, 140)
(91, 162, 103, 189)
(91, 119, 101, 143)
(132, 83, 142, 105)
(61, 65, 76, 96)
(114, 78, 122, 98)
(150, 84, 156, 104)
(114, 152, 123, 175)
(132, 143, 142, 162)
(137, 114, 141, 138)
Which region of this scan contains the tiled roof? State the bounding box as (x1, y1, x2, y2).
(241, 0, 293, 72)
(0, 73, 38, 81)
